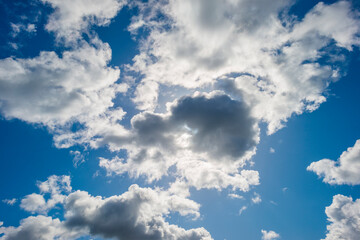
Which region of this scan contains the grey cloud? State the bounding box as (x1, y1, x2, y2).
(129, 0, 360, 135)
(64, 189, 210, 240)
(100, 93, 260, 190)
(106, 93, 258, 162)
(170, 94, 258, 159)
(41, 0, 127, 44)
(126, 93, 258, 161)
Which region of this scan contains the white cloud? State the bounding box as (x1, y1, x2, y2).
(0, 215, 83, 240)
(1, 175, 213, 240)
(10, 23, 36, 38)
(64, 185, 211, 240)
(128, 0, 360, 134)
(20, 175, 71, 214)
(99, 92, 260, 190)
(251, 192, 262, 204)
(307, 139, 360, 185)
(239, 206, 247, 215)
(2, 199, 17, 206)
(261, 229, 280, 240)
(41, 0, 127, 44)
(323, 194, 360, 240)
(228, 193, 244, 200)
(0, 41, 121, 127)
(70, 150, 85, 167)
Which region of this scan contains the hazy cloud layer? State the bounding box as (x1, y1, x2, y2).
(308, 139, 360, 185)
(323, 194, 360, 240)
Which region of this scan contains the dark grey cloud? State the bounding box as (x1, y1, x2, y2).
(170, 94, 258, 159)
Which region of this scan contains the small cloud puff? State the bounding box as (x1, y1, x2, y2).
(261, 229, 280, 240)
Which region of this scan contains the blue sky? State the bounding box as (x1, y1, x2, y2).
(1, 0, 360, 239)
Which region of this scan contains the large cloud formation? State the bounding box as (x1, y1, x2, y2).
(0, 176, 212, 240)
(0, 0, 360, 239)
(41, 0, 127, 44)
(323, 194, 360, 240)
(308, 139, 360, 185)
(99, 92, 260, 190)
(129, 0, 360, 133)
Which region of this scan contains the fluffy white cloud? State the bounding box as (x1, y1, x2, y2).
(307, 139, 360, 185)
(0, 215, 83, 240)
(128, 0, 360, 133)
(1, 176, 212, 240)
(20, 175, 71, 214)
(41, 0, 127, 44)
(0, 0, 130, 152)
(323, 194, 360, 240)
(261, 229, 280, 240)
(0, 40, 122, 127)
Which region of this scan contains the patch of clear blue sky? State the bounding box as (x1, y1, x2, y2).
(1, 0, 360, 239)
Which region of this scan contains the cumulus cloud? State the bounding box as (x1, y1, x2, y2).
(128, 0, 360, 133)
(307, 139, 360, 185)
(228, 193, 244, 200)
(261, 229, 280, 240)
(64, 185, 211, 240)
(20, 175, 71, 214)
(0, 215, 82, 240)
(0, 40, 122, 126)
(323, 194, 360, 240)
(41, 0, 127, 44)
(1, 176, 212, 240)
(99, 93, 260, 190)
(0, 0, 130, 152)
